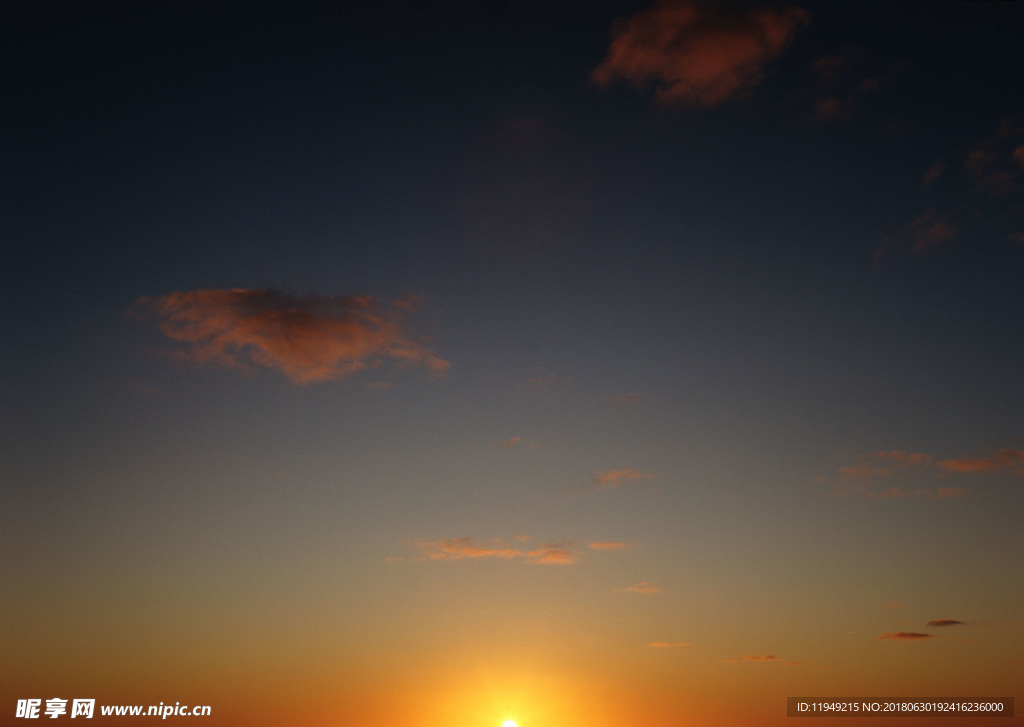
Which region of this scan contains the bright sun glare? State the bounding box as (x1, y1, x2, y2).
(502, 722, 517, 727)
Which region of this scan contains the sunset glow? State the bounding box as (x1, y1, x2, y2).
(3, 1, 1023, 726)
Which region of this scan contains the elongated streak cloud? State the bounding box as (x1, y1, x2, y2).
(413, 538, 580, 565)
(877, 632, 935, 641)
(645, 641, 690, 648)
(136, 289, 449, 384)
(617, 581, 662, 594)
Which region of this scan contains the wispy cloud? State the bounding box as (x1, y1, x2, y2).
(592, 0, 808, 107)
(407, 537, 582, 565)
(415, 537, 525, 561)
(588, 541, 632, 551)
(908, 209, 957, 252)
(837, 450, 933, 481)
(926, 619, 964, 627)
(831, 484, 970, 500)
(937, 450, 1024, 475)
(807, 47, 898, 125)
(877, 632, 936, 641)
(607, 393, 639, 405)
(922, 159, 946, 188)
(645, 641, 690, 648)
(723, 654, 780, 663)
(616, 581, 662, 594)
(964, 121, 1023, 196)
(364, 380, 396, 390)
(135, 289, 449, 384)
(526, 546, 580, 565)
(591, 468, 656, 490)
(492, 436, 524, 450)
(876, 630, 933, 643)
(881, 119, 1024, 260)
(825, 444, 1023, 498)
(521, 373, 571, 390)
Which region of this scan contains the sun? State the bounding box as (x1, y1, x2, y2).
(501, 722, 517, 727)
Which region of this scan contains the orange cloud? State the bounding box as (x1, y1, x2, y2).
(592, 0, 808, 107)
(492, 436, 524, 450)
(836, 450, 932, 483)
(937, 450, 1024, 475)
(926, 619, 964, 627)
(588, 541, 632, 551)
(409, 538, 581, 565)
(136, 289, 449, 384)
(526, 546, 580, 565)
(592, 468, 656, 489)
(825, 445, 1024, 498)
(616, 581, 662, 594)
(723, 654, 780, 663)
(645, 641, 690, 648)
(415, 538, 524, 561)
(877, 632, 935, 641)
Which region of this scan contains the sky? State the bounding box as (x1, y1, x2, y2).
(2, 1, 1024, 725)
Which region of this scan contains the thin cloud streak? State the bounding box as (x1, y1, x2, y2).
(645, 641, 690, 648)
(616, 581, 662, 594)
(937, 450, 1024, 475)
(135, 289, 449, 384)
(877, 632, 936, 641)
(826, 444, 1024, 498)
(592, 0, 808, 107)
(492, 436, 524, 450)
(588, 541, 632, 551)
(926, 619, 964, 627)
(409, 537, 582, 565)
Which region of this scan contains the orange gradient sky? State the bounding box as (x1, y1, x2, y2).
(3, 1, 1023, 725)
